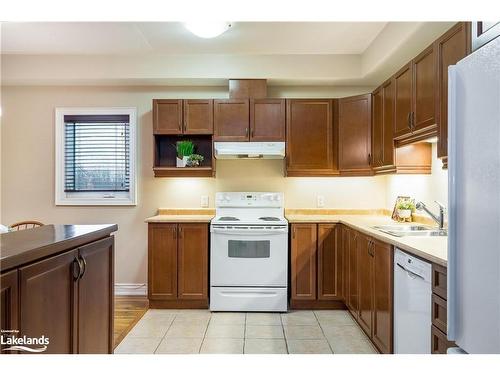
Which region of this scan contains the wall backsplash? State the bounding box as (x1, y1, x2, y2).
(1, 85, 447, 284)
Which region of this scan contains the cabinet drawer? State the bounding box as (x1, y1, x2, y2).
(432, 293, 448, 334)
(431, 325, 456, 354)
(432, 264, 447, 300)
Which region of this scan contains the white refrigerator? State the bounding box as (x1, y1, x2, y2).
(448, 36, 500, 354)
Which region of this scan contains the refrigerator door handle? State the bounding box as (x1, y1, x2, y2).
(447, 65, 457, 341)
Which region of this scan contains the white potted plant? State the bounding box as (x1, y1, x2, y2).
(397, 201, 415, 220)
(175, 140, 194, 168)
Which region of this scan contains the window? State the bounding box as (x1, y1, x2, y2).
(55, 108, 136, 205)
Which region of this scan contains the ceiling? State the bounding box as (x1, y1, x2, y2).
(0, 22, 455, 87)
(1, 22, 387, 55)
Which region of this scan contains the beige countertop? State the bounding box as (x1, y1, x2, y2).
(286, 214, 447, 266)
(145, 208, 215, 223)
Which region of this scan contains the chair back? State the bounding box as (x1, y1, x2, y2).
(9, 221, 44, 231)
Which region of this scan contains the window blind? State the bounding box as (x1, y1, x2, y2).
(64, 114, 130, 192)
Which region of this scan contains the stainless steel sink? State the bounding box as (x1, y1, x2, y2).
(372, 225, 447, 237)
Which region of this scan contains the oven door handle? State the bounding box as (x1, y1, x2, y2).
(211, 228, 288, 235)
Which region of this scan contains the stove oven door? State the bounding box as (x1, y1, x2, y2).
(210, 226, 288, 287)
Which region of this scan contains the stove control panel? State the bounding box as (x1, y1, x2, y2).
(216, 192, 283, 207)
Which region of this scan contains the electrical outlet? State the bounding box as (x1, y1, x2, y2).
(317, 195, 325, 208)
(200, 195, 209, 208)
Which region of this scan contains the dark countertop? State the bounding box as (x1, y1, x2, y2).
(0, 224, 118, 272)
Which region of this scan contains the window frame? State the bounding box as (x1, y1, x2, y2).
(55, 107, 137, 206)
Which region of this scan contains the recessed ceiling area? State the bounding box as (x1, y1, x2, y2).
(0, 22, 455, 86)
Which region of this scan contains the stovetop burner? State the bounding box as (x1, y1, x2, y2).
(259, 217, 281, 221)
(219, 216, 240, 221)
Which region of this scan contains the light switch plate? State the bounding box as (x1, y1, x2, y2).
(317, 195, 325, 208)
(201, 195, 209, 208)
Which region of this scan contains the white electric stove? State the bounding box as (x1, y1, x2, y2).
(210, 192, 288, 312)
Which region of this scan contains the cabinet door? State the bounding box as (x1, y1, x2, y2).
(77, 237, 114, 354)
(213, 99, 250, 141)
(291, 224, 317, 300)
(183, 99, 213, 135)
(394, 62, 413, 138)
(318, 224, 342, 300)
(382, 79, 395, 167)
(153, 99, 183, 135)
(372, 87, 384, 167)
(148, 223, 178, 300)
(338, 94, 372, 175)
(286, 99, 335, 175)
(372, 239, 393, 354)
(347, 230, 359, 314)
(431, 325, 456, 354)
(250, 98, 285, 141)
(177, 224, 208, 300)
(436, 22, 470, 161)
(19, 250, 78, 354)
(1, 270, 19, 353)
(412, 44, 437, 131)
(357, 235, 373, 336)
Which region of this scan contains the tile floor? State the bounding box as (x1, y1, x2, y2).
(114, 309, 378, 354)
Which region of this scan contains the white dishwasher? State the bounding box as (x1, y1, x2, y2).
(394, 248, 432, 354)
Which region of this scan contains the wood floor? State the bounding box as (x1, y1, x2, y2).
(114, 296, 149, 349)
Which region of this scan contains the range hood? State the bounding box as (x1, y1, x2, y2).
(214, 142, 285, 159)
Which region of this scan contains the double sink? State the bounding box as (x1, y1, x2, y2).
(372, 224, 447, 237)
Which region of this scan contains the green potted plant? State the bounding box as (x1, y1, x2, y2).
(175, 140, 194, 168)
(186, 154, 204, 167)
(396, 200, 415, 219)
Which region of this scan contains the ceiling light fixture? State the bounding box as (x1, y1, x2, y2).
(184, 21, 232, 39)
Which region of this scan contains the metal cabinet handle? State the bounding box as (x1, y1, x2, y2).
(245, 128, 249, 137)
(173, 226, 177, 239)
(292, 227, 296, 239)
(79, 255, 87, 279)
(72, 258, 82, 281)
(179, 226, 183, 239)
(407, 112, 412, 130)
(250, 128, 254, 138)
(368, 153, 372, 166)
(396, 263, 424, 279)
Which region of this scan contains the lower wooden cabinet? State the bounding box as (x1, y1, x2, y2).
(1, 270, 19, 353)
(342, 227, 393, 354)
(432, 325, 456, 354)
(148, 223, 208, 308)
(8, 236, 114, 354)
(290, 223, 343, 308)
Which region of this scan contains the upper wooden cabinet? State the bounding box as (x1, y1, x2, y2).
(153, 99, 213, 135)
(250, 99, 285, 141)
(148, 222, 208, 308)
(372, 87, 384, 169)
(394, 62, 414, 139)
(286, 99, 337, 176)
(213, 99, 250, 141)
(338, 94, 373, 176)
(393, 44, 438, 145)
(183, 100, 214, 134)
(436, 22, 471, 168)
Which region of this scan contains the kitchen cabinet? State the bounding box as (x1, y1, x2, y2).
(317, 224, 342, 301)
(249, 98, 285, 141)
(0, 270, 19, 353)
(153, 99, 213, 135)
(430, 263, 457, 353)
(436, 22, 471, 168)
(290, 223, 344, 308)
(148, 223, 208, 308)
(371, 238, 393, 354)
(17, 236, 114, 354)
(291, 224, 317, 302)
(77, 238, 114, 354)
(338, 94, 373, 176)
(357, 233, 373, 335)
(286, 99, 338, 177)
(372, 86, 384, 169)
(213, 99, 250, 141)
(394, 44, 438, 145)
(342, 227, 393, 353)
(346, 228, 359, 314)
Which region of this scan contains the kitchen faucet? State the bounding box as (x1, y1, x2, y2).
(415, 201, 446, 230)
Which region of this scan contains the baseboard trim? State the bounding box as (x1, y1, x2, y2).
(115, 283, 147, 296)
